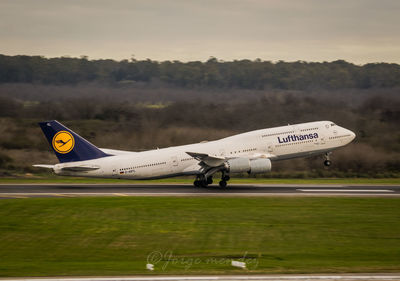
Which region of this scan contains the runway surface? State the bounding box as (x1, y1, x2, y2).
(0, 183, 399, 198)
(1, 275, 400, 281)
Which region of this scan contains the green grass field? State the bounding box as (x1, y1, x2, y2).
(1, 176, 399, 185)
(0, 197, 399, 276)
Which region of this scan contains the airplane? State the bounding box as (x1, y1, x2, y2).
(34, 120, 356, 187)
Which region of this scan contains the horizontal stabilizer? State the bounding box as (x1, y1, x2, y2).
(33, 164, 55, 169)
(61, 165, 100, 172)
(99, 148, 136, 155)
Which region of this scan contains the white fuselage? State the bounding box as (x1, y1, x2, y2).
(53, 121, 355, 179)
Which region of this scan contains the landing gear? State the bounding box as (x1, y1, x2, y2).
(194, 179, 207, 187)
(219, 172, 230, 188)
(324, 152, 332, 167)
(193, 172, 230, 188)
(194, 176, 212, 187)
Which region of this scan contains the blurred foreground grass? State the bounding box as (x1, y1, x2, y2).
(0, 196, 399, 276)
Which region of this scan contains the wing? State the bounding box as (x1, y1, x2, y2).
(185, 152, 226, 167)
(186, 151, 276, 167)
(249, 152, 277, 160)
(186, 151, 276, 179)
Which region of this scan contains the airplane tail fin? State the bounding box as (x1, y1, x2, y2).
(38, 120, 110, 163)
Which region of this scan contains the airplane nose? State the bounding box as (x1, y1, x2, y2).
(349, 130, 356, 141)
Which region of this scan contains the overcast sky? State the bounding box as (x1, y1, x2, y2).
(1, 0, 399, 63)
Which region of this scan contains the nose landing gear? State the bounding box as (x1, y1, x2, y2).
(324, 160, 332, 166)
(324, 152, 332, 166)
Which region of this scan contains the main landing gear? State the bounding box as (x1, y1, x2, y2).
(324, 152, 332, 167)
(193, 176, 213, 187)
(193, 173, 230, 188)
(219, 174, 230, 188)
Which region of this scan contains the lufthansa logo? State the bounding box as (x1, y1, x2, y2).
(52, 131, 75, 154)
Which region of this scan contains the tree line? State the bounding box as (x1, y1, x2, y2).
(1, 54, 400, 90)
(0, 85, 398, 178)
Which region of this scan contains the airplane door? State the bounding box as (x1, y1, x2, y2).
(267, 142, 274, 153)
(292, 125, 300, 136)
(170, 156, 179, 173)
(112, 167, 118, 177)
(314, 133, 326, 146)
(319, 124, 330, 145)
(171, 156, 178, 167)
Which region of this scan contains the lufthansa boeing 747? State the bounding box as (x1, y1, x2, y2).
(34, 120, 355, 187)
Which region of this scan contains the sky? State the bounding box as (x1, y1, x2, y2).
(1, 0, 399, 64)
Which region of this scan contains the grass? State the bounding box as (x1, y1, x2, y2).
(0, 176, 399, 185)
(0, 197, 399, 276)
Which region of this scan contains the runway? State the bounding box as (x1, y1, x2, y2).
(0, 183, 399, 198)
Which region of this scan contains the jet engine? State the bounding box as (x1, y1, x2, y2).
(224, 158, 271, 174)
(249, 158, 272, 174)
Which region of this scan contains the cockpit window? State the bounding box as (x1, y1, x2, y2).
(331, 123, 336, 126)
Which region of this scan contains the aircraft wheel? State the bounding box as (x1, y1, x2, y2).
(200, 180, 208, 187)
(193, 180, 200, 187)
(219, 180, 227, 188)
(207, 177, 213, 185)
(324, 160, 332, 167)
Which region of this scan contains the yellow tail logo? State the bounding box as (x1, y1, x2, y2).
(52, 131, 75, 154)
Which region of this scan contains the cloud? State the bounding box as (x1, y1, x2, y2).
(0, 0, 399, 63)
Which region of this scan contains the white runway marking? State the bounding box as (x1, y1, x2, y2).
(297, 189, 394, 192)
(0, 184, 399, 198)
(0, 191, 399, 198)
(3, 275, 400, 281)
(113, 193, 130, 196)
(3, 195, 28, 198)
